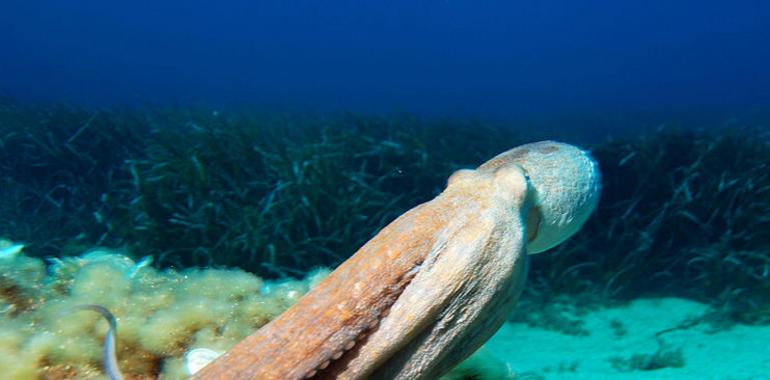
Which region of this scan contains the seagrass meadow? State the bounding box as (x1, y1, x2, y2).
(1, 100, 769, 379)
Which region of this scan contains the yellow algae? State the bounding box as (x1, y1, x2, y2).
(0, 247, 328, 379)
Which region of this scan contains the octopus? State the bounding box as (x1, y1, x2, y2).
(191, 141, 602, 380)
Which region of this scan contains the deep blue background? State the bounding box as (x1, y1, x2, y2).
(2, 1, 769, 120)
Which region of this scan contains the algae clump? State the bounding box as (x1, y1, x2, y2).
(0, 246, 330, 379)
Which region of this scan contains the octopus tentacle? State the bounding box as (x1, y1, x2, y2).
(191, 198, 452, 379)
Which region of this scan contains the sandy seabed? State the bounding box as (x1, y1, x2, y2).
(484, 298, 770, 380)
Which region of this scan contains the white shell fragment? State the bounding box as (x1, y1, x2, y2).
(185, 348, 224, 375)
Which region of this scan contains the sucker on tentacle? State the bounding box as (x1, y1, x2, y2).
(306, 260, 424, 379)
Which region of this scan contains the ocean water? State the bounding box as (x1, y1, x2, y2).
(0, 1, 769, 379)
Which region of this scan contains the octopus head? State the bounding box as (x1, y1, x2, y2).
(479, 141, 601, 254)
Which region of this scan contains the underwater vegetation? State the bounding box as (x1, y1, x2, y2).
(0, 101, 529, 276)
(0, 100, 769, 378)
(1, 101, 769, 310)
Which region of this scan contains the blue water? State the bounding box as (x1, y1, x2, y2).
(2, 1, 769, 120)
